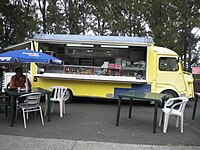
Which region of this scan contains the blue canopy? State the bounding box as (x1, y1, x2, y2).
(0, 49, 63, 65)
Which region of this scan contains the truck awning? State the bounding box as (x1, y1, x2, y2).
(31, 34, 154, 47)
(4, 41, 31, 51)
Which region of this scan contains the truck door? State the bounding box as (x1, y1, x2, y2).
(156, 56, 186, 96)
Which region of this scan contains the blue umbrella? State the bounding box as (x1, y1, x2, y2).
(0, 49, 63, 65)
(0, 49, 64, 91)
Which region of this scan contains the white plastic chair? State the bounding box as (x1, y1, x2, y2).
(159, 97, 188, 133)
(16, 92, 44, 129)
(45, 86, 68, 117)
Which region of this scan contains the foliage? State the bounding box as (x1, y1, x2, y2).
(0, 0, 199, 71)
(0, 0, 38, 48)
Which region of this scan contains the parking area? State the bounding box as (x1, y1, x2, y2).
(0, 97, 200, 146)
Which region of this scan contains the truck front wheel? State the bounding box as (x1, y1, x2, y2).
(64, 90, 73, 103)
(161, 90, 178, 99)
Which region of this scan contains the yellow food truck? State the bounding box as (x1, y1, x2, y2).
(6, 34, 195, 102)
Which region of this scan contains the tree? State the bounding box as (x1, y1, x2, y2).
(46, 0, 63, 33)
(87, 0, 110, 35)
(109, 0, 147, 36)
(0, 0, 37, 49)
(0, 0, 199, 73)
(58, 0, 88, 34)
(38, 0, 47, 33)
(145, 0, 200, 71)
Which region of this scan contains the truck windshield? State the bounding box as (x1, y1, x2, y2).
(159, 57, 179, 71)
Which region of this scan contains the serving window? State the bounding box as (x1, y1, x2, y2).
(38, 43, 147, 80)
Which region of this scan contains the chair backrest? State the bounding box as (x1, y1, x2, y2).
(6, 82, 10, 90)
(48, 86, 68, 100)
(16, 92, 42, 105)
(164, 97, 188, 114)
(0, 93, 9, 105)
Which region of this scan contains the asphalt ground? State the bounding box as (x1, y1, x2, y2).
(0, 97, 200, 148)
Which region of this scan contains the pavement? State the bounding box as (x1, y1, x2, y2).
(0, 97, 200, 150)
(0, 135, 200, 150)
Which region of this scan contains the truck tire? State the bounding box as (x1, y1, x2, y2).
(64, 90, 73, 103)
(161, 90, 178, 99)
(161, 90, 179, 106)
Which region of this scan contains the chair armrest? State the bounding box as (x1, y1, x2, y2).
(0, 95, 9, 98)
(164, 97, 180, 108)
(164, 97, 188, 109)
(61, 89, 68, 99)
(170, 101, 187, 110)
(16, 92, 42, 101)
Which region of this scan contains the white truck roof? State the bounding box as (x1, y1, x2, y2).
(32, 34, 154, 47)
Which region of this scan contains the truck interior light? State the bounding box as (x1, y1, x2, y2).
(86, 50, 93, 53)
(106, 50, 111, 53)
(66, 44, 94, 47)
(100, 45, 128, 48)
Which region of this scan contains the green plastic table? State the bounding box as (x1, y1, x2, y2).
(5, 87, 51, 127)
(192, 92, 199, 120)
(116, 90, 166, 133)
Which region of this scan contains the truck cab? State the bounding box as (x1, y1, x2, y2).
(152, 46, 194, 99)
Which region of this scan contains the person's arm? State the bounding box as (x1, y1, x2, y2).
(10, 76, 17, 89)
(22, 75, 31, 88)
